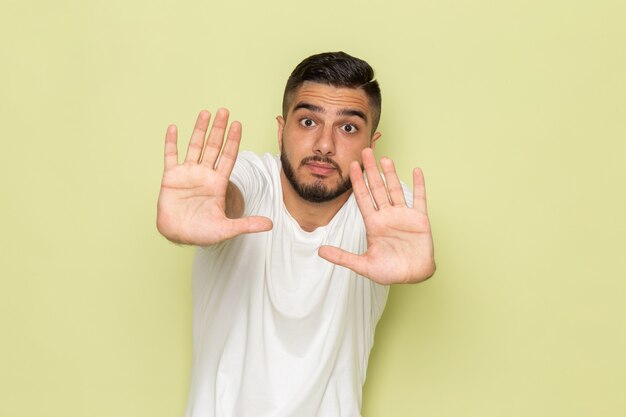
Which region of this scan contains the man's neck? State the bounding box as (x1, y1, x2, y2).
(280, 171, 351, 232)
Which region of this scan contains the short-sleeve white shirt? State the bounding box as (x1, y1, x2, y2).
(185, 152, 390, 417)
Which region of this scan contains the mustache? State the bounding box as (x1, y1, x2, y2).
(299, 156, 342, 176)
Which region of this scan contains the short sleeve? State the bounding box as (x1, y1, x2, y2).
(229, 151, 274, 216)
(401, 182, 413, 208)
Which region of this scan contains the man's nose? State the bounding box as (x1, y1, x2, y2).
(313, 126, 335, 156)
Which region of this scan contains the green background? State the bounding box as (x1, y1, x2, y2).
(2, 0, 625, 416)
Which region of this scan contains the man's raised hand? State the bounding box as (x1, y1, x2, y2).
(318, 148, 435, 285)
(157, 109, 272, 245)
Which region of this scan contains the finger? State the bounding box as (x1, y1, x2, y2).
(318, 245, 368, 277)
(362, 148, 391, 209)
(412, 167, 428, 215)
(228, 216, 273, 237)
(349, 161, 376, 218)
(215, 121, 242, 177)
(184, 110, 211, 163)
(164, 124, 179, 169)
(380, 157, 407, 207)
(201, 108, 229, 168)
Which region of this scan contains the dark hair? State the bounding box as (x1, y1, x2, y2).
(282, 51, 382, 132)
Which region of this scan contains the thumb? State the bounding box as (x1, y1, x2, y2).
(318, 245, 367, 276)
(229, 216, 273, 236)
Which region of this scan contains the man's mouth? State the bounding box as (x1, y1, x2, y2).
(300, 157, 341, 177)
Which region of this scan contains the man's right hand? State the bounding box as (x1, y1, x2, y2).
(156, 109, 273, 245)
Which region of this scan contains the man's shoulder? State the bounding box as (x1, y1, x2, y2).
(230, 152, 280, 205)
(236, 151, 279, 170)
(232, 151, 280, 181)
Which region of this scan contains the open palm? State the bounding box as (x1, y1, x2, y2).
(157, 109, 272, 245)
(318, 148, 435, 284)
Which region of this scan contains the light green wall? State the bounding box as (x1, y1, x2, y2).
(2, 0, 625, 416)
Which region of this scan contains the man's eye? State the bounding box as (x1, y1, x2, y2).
(299, 118, 316, 127)
(341, 124, 358, 133)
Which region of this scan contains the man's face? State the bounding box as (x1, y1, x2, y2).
(277, 82, 381, 203)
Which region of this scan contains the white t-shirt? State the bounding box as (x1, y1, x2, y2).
(185, 152, 392, 417)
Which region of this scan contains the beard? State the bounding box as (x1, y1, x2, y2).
(280, 146, 353, 203)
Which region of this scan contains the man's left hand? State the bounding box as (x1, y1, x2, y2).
(318, 148, 435, 285)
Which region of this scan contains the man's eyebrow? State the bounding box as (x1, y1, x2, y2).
(293, 102, 368, 123)
(293, 102, 324, 113)
(337, 108, 368, 123)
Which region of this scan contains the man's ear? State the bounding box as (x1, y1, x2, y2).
(276, 115, 285, 149)
(370, 131, 382, 150)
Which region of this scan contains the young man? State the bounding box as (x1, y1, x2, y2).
(157, 52, 435, 417)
